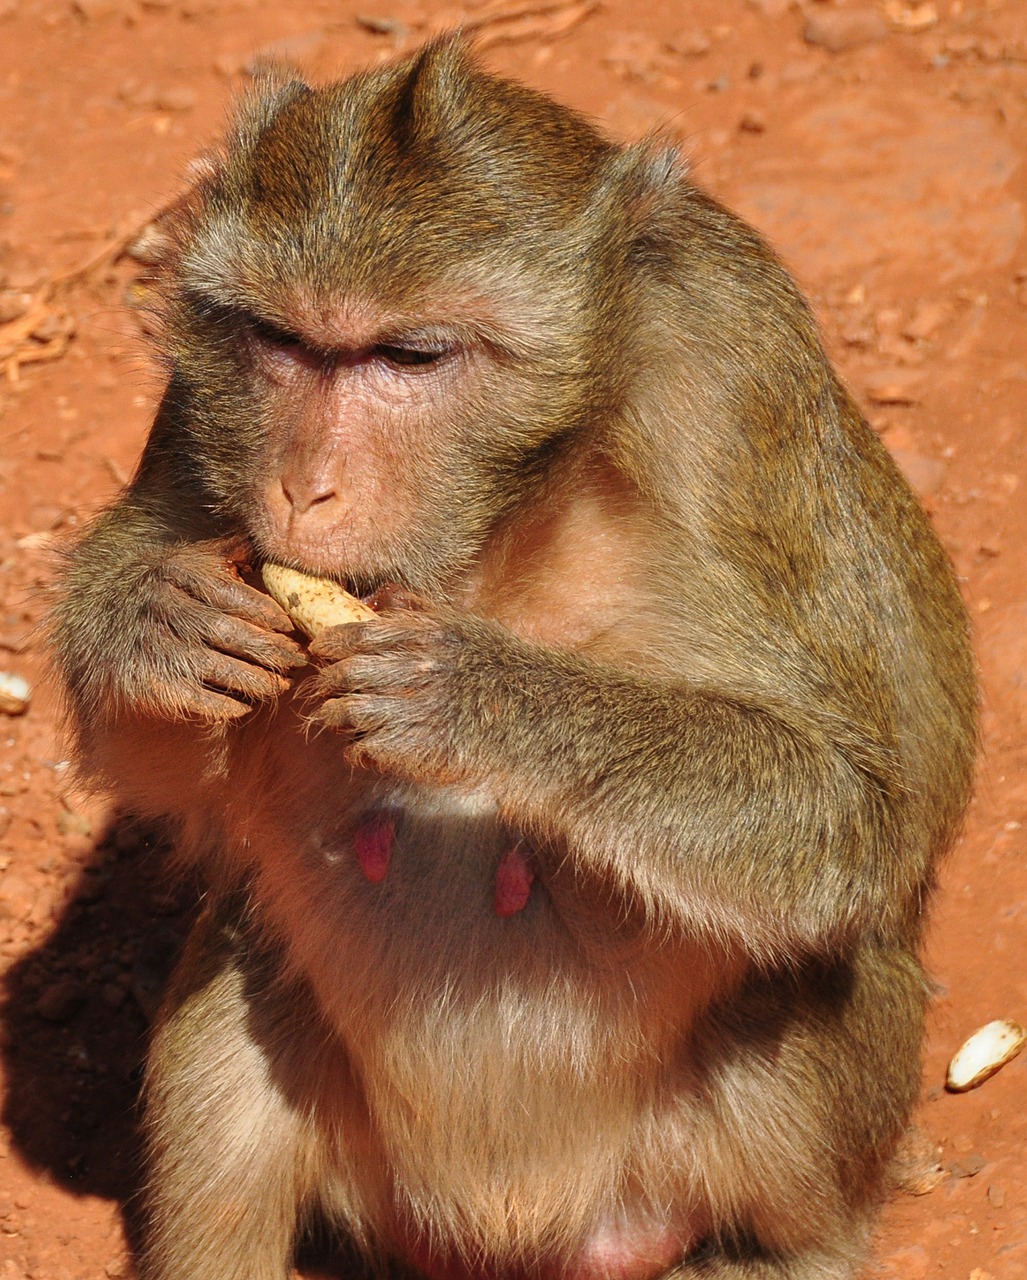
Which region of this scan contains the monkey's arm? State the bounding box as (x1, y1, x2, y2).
(308, 608, 915, 956)
(52, 393, 305, 727)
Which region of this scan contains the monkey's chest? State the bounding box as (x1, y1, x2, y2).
(234, 742, 584, 998)
(229, 718, 699, 1062)
(313, 787, 539, 920)
(286, 779, 570, 973)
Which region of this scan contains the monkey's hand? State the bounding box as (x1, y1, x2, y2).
(57, 533, 307, 725)
(306, 594, 517, 785)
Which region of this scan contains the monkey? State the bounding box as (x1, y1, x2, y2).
(51, 37, 977, 1280)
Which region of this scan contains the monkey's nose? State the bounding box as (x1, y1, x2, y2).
(278, 476, 339, 516)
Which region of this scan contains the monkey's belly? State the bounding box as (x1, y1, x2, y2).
(232, 736, 731, 1273)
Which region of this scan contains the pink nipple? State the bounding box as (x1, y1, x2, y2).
(494, 842, 536, 916)
(354, 814, 396, 884)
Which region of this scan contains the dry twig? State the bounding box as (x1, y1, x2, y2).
(360, 0, 599, 50)
(1, 222, 143, 382)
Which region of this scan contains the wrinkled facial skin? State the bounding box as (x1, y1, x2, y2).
(210, 302, 502, 590)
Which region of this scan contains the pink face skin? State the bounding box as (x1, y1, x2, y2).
(246, 308, 472, 573)
(232, 288, 512, 592)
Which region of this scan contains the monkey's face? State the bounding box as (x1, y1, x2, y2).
(228, 290, 567, 594)
(158, 50, 633, 596)
(167, 260, 602, 598)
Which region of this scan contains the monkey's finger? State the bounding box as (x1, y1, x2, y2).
(196, 649, 293, 703)
(309, 655, 432, 702)
(307, 620, 381, 662)
(148, 677, 254, 723)
(307, 694, 401, 742)
(307, 697, 359, 734)
(185, 599, 308, 671)
(308, 617, 430, 663)
(165, 559, 298, 634)
(328, 701, 456, 783)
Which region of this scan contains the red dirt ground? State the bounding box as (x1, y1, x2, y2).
(0, 1, 1025, 1277)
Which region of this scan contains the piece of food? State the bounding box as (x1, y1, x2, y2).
(261, 563, 376, 637)
(945, 1018, 1026, 1092)
(0, 671, 31, 716)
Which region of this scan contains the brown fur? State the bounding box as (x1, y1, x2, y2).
(50, 38, 976, 1280)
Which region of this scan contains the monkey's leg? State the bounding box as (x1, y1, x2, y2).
(665, 948, 922, 1280)
(140, 899, 317, 1280)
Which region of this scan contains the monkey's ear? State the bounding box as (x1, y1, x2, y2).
(609, 138, 689, 208)
(598, 138, 690, 244)
(230, 67, 314, 152)
(392, 31, 478, 142)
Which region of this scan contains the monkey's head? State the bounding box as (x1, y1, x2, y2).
(160, 38, 684, 595)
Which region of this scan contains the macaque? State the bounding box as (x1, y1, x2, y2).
(51, 38, 977, 1280)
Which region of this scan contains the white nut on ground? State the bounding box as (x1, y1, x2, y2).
(945, 1019, 1026, 1092)
(261, 563, 376, 638)
(0, 671, 31, 716)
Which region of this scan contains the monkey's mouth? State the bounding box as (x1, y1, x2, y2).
(249, 548, 409, 611)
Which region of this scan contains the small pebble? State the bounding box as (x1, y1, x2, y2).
(866, 370, 922, 405)
(884, 0, 938, 33)
(803, 9, 889, 54)
(902, 301, 948, 342)
(0, 290, 31, 324)
(56, 807, 92, 839)
(949, 1152, 986, 1179)
(356, 14, 405, 35)
(153, 87, 197, 112)
(666, 29, 710, 57)
(0, 875, 38, 922)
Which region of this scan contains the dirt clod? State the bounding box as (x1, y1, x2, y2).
(803, 9, 889, 54)
(950, 1153, 987, 1179)
(0, 673, 31, 715)
(34, 980, 87, 1024)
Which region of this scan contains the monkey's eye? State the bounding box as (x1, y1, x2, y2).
(374, 343, 453, 369)
(245, 315, 308, 353)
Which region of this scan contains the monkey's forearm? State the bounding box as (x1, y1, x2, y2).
(485, 651, 910, 953)
(315, 614, 912, 955)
